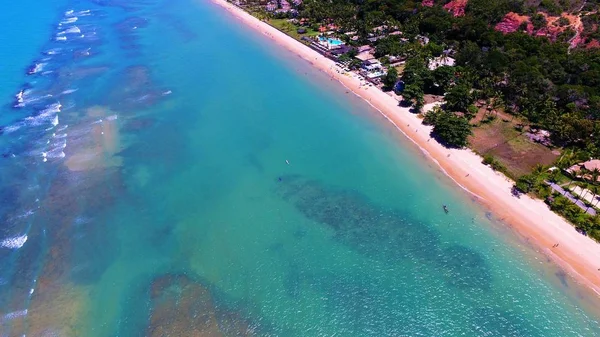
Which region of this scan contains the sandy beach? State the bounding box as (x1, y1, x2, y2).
(211, 0, 600, 297)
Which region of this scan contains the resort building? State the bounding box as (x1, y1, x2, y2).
(317, 35, 345, 50)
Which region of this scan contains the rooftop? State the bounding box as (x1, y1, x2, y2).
(356, 51, 375, 61)
(568, 159, 600, 173)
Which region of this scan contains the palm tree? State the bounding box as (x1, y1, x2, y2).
(580, 183, 590, 201)
(591, 185, 600, 208)
(591, 168, 600, 184)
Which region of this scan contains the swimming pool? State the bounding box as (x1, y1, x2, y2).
(319, 36, 343, 46)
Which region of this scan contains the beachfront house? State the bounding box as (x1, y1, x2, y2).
(362, 59, 382, 71)
(566, 159, 600, 181)
(360, 59, 385, 80)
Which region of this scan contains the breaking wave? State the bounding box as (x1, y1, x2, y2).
(1, 235, 28, 249)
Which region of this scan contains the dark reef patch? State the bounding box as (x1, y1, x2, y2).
(275, 174, 494, 291)
(114, 16, 149, 54)
(158, 13, 198, 42)
(440, 245, 492, 291)
(472, 307, 541, 337)
(145, 274, 256, 336)
(104, 65, 168, 111)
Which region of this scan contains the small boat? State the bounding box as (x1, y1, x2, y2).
(285, 159, 290, 165)
(443, 205, 449, 214)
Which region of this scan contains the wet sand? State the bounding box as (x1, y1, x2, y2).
(212, 0, 600, 298)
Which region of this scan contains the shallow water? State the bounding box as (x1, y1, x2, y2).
(0, 0, 599, 335)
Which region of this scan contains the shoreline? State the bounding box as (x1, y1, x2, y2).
(211, 0, 600, 298)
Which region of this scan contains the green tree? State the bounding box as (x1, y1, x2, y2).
(531, 13, 547, 30)
(402, 84, 425, 111)
(383, 67, 399, 91)
(429, 65, 455, 93)
(445, 83, 473, 112)
(431, 111, 472, 148)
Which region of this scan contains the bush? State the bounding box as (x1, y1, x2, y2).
(383, 67, 399, 91)
(431, 111, 472, 148)
(481, 114, 496, 124)
(466, 104, 478, 119)
(445, 83, 473, 112)
(531, 13, 547, 30)
(423, 106, 442, 125)
(482, 154, 495, 165)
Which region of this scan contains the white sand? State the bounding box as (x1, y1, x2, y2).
(212, 0, 600, 296)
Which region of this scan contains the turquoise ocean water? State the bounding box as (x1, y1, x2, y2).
(1, 0, 600, 335)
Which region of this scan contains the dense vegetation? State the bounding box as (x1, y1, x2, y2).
(256, 0, 600, 239)
(297, 0, 600, 154)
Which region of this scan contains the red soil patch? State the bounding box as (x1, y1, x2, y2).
(495, 12, 533, 34)
(495, 12, 585, 47)
(586, 39, 600, 49)
(443, 0, 468, 17)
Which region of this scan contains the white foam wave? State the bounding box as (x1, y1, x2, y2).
(57, 26, 81, 35)
(17, 210, 35, 218)
(44, 48, 62, 55)
(106, 114, 118, 121)
(3, 124, 22, 133)
(53, 132, 68, 139)
(14, 92, 53, 108)
(2, 310, 28, 322)
(1, 235, 27, 249)
(24, 103, 61, 126)
(16, 90, 24, 103)
(162, 90, 172, 96)
(60, 17, 78, 25)
(61, 89, 78, 95)
(65, 9, 74, 16)
(51, 115, 59, 127)
(28, 63, 45, 75)
(46, 144, 66, 158)
(55, 36, 67, 41)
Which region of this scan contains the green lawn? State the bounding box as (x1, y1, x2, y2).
(268, 18, 320, 40)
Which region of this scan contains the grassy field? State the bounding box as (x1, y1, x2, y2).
(469, 113, 560, 179)
(267, 18, 320, 40)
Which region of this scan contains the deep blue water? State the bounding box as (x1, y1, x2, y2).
(0, 0, 599, 336)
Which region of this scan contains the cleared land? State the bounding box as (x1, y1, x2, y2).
(469, 109, 559, 178)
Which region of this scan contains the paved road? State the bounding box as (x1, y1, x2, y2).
(546, 181, 597, 216)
